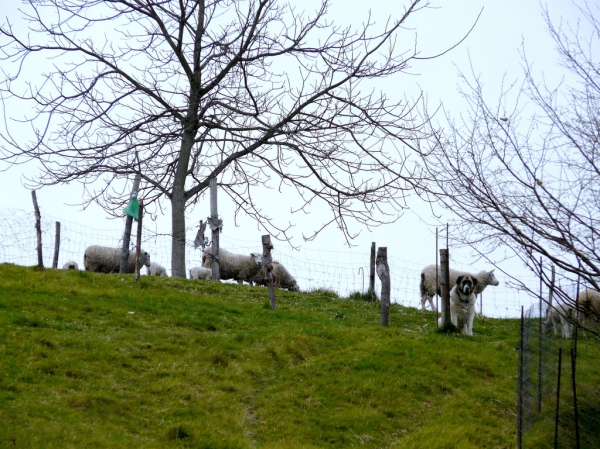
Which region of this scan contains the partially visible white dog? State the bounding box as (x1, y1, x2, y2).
(449, 275, 479, 336)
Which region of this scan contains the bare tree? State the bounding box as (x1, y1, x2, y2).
(420, 3, 600, 332)
(1, 0, 455, 277)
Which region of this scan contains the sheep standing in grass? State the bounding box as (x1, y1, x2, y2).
(202, 248, 262, 284)
(189, 266, 212, 280)
(252, 261, 299, 292)
(578, 288, 600, 332)
(61, 261, 79, 270)
(544, 303, 576, 339)
(147, 262, 168, 277)
(84, 245, 151, 274)
(420, 265, 500, 312)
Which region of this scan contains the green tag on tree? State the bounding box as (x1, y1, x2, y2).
(123, 194, 140, 221)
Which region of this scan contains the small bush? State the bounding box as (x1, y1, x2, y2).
(347, 290, 378, 302)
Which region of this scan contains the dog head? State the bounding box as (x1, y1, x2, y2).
(456, 275, 478, 296)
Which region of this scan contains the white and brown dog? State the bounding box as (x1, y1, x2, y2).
(449, 275, 479, 335)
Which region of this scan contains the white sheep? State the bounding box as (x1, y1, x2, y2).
(189, 266, 212, 280)
(147, 262, 168, 277)
(578, 288, 600, 332)
(420, 265, 500, 312)
(543, 303, 576, 339)
(202, 248, 262, 284)
(61, 261, 79, 270)
(84, 245, 151, 274)
(252, 261, 300, 292)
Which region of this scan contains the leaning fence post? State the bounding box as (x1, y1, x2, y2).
(31, 190, 43, 268)
(554, 347, 562, 449)
(262, 235, 276, 310)
(368, 242, 376, 301)
(52, 221, 61, 269)
(135, 200, 144, 282)
(376, 247, 390, 326)
(439, 249, 451, 327)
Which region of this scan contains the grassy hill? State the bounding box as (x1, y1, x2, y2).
(0, 263, 522, 448)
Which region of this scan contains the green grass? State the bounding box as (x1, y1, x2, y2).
(0, 262, 585, 448)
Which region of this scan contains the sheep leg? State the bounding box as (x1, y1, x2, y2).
(428, 297, 437, 313)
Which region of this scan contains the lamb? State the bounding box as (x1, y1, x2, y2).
(189, 266, 212, 280)
(147, 262, 168, 277)
(84, 245, 151, 274)
(61, 261, 79, 270)
(420, 265, 500, 312)
(202, 248, 262, 284)
(252, 261, 300, 292)
(543, 303, 576, 339)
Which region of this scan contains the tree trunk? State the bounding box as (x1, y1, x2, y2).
(170, 135, 195, 278)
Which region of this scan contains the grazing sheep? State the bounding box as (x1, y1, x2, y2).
(543, 303, 576, 339)
(61, 261, 79, 270)
(202, 248, 262, 284)
(420, 265, 500, 312)
(578, 288, 600, 332)
(84, 245, 151, 274)
(252, 261, 300, 292)
(189, 266, 212, 280)
(147, 262, 168, 277)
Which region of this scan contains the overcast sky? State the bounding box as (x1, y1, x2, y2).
(0, 0, 587, 313)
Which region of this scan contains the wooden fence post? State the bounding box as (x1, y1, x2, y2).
(262, 235, 276, 310)
(439, 249, 451, 327)
(210, 177, 220, 281)
(376, 247, 390, 326)
(135, 201, 144, 282)
(52, 221, 60, 269)
(368, 242, 376, 301)
(31, 190, 43, 268)
(120, 174, 141, 274)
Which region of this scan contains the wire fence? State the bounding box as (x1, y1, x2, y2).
(518, 303, 600, 448)
(0, 206, 540, 318)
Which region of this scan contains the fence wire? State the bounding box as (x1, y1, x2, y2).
(1, 206, 537, 318)
(519, 303, 600, 448)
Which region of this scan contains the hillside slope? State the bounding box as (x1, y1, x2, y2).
(0, 264, 520, 448)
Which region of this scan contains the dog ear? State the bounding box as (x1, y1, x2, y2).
(456, 275, 464, 285)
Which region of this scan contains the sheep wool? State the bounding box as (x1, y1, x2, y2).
(202, 248, 262, 283)
(84, 245, 151, 274)
(189, 266, 212, 280)
(147, 262, 168, 277)
(419, 265, 500, 312)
